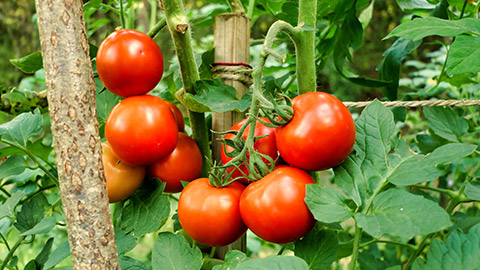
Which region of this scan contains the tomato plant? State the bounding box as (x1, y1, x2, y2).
(276, 92, 356, 171)
(101, 142, 145, 203)
(105, 95, 178, 166)
(177, 178, 246, 247)
(96, 29, 164, 97)
(239, 166, 316, 244)
(221, 117, 278, 184)
(165, 101, 185, 132)
(147, 132, 202, 193)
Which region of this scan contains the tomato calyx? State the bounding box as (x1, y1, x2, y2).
(258, 93, 294, 125)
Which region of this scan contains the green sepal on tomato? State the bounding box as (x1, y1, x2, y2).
(276, 92, 356, 171)
(105, 95, 178, 166)
(177, 178, 247, 247)
(221, 117, 278, 184)
(147, 132, 202, 193)
(239, 165, 316, 244)
(96, 29, 164, 97)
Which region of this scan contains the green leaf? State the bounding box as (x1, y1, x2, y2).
(14, 193, 50, 233)
(412, 223, 480, 270)
(20, 216, 56, 235)
(184, 79, 251, 113)
(152, 232, 203, 270)
(358, 251, 391, 270)
(396, 0, 435, 10)
(305, 185, 352, 223)
(451, 212, 480, 233)
(9, 51, 43, 74)
(387, 143, 476, 186)
(294, 228, 338, 270)
(355, 188, 451, 239)
(115, 228, 137, 255)
(424, 107, 468, 142)
(44, 240, 70, 270)
(119, 179, 170, 236)
(234, 256, 309, 269)
(377, 38, 421, 100)
(385, 17, 480, 41)
(0, 190, 25, 219)
(35, 237, 54, 268)
(465, 182, 480, 201)
(119, 255, 147, 270)
(0, 109, 43, 149)
(213, 250, 249, 270)
(96, 90, 122, 123)
(0, 156, 26, 181)
(446, 35, 480, 76)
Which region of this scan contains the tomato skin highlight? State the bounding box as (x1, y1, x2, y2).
(147, 133, 202, 193)
(221, 117, 278, 184)
(105, 95, 178, 166)
(96, 29, 164, 97)
(101, 142, 145, 203)
(165, 101, 185, 132)
(276, 92, 355, 171)
(178, 178, 247, 247)
(239, 166, 316, 244)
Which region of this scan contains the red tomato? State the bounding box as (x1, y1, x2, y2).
(221, 117, 278, 184)
(165, 101, 185, 132)
(105, 95, 178, 166)
(96, 29, 164, 97)
(239, 166, 316, 244)
(101, 142, 145, 203)
(178, 178, 247, 247)
(276, 92, 355, 171)
(147, 133, 202, 193)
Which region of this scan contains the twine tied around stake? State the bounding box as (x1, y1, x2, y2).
(212, 62, 254, 86)
(343, 99, 480, 108)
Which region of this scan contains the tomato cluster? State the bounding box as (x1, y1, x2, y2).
(96, 30, 202, 202)
(178, 91, 355, 247)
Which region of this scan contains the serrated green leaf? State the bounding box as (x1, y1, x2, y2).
(44, 240, 70, 270)
(451, 212, 480, 233)
(358, 251, 391, 270)
(14, 193, 50, 233)
(119, 255, 147, 270)
(96, 89, 122, 123)
(115, 228, 137, 255)
(152, 232, 203, 270)
(295, 228, 338, 270)
(465, 182, 480, 201)
(213, 250, 250, 270)
(424, 107, 468, 142)
(0, 109, 43, 149)
(0, 156, 26, 180)
(446, 35, 480, 76)
(305, 185, 352, 223)
(9, 51, 43, 74)
(0, 190, 25, 219)
(355, 189, 451, 238)
(412, 223, 480, 270)
(396, 0, 435, 10)
(235, 255, 309, 270)
(119, 179, 170, 236)
(20, 216, 56, 235)
(385, 17, 480, 41)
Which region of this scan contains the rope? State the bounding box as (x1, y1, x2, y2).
(343, 99, 480, 108)
(211, 63, 253, 86)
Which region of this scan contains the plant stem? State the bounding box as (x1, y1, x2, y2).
(119, 0, 126, 29)
(296, 0, 317, 93)
(0, 235, 26, 270)
(410, 184, 456, 198)
(162, 0, 212, 176)
(149, 0, 157, 31)
(0, 233, 10, 251)
(350, 223, 362, 270)
(147, 17, 167, 38)
(227, 0, 245, 13)
(247, 0, 255, 19)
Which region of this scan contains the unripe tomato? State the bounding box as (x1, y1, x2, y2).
(165, 101, 185, 132)
(101, 142, 145, 203)
(105, 95, 178, 166)
(96, 29, 164, 97)
(276, 92, 355, 171)
(147, 132, 202, 193)
(178, 178, 247, 247)
(239, 166, 316, 244)
(221, 117, 278, 184)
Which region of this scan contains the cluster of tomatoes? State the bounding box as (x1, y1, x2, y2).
(96, 29, 202, 202)
(178, 91, 356, 246)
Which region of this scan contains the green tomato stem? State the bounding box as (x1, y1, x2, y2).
(119, 0, 126, 29)
(0, 235, 26, 270)
(349, 223, 362, 270)
(297, 0, 317, 93)
(147, 17, 167, 38)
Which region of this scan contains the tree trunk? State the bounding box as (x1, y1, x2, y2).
(35, 0, 119, 269)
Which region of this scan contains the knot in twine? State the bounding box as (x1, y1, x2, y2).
(212, 63, 253, 86)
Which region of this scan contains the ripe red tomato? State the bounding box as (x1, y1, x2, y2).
(221, 117, 278, 184)
(101, 142, 145, 203)
(276, 92, 355, 171)
(147, 132, 202, 193)
(105, 95, 178, 166)
(165, 101, 185, 132)
(96, 29, 164, 97)
(239, 166, 316, 244)
(178, 178, 247, 247)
